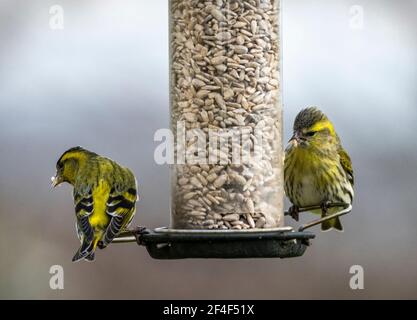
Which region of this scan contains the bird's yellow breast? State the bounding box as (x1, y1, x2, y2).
(89, 179, 111, 230)
(285, 146, 341, 207)
(288, 145, 339, 174)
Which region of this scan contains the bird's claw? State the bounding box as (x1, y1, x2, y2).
(133, 226, 148, 245)
(288, 206, 300, 222)
(134, 226, 147, 233)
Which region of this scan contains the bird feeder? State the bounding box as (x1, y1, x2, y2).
(113, 0, 357, 259)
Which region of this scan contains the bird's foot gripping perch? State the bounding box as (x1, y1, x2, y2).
(285, 202, 352, 232)
(287, 205, 300, 222)
(98, 226, 148, 247)
(132, 226, 148, 245)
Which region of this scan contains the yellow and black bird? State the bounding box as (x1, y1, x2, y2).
(284, 107, 354, 231)
(52, 147, 138, 262)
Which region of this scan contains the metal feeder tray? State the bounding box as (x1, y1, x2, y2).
(114, 227, 315, 260)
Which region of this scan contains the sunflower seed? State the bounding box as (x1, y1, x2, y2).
(210, 7, 226, 22)
(223, 214, 240, 222)
(213, 174, 228, 188)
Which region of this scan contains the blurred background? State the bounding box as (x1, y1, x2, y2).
(0, 0, 416, 299)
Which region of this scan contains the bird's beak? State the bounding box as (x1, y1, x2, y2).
(289, 132, 301, 144)
(51, 174, 63, 188)
(288, 131, 307, 147)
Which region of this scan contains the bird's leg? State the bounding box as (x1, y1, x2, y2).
(287, 205, 300, 222)
(321, 200, 331, 219)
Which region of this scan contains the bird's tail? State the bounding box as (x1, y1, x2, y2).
(84, 252, 95, 262)
(321, 217, 343, 232)
(72, 238, 98, 262)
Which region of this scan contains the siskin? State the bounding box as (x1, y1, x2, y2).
(52, 147, 139, 262)
(284, 107, 354, 231)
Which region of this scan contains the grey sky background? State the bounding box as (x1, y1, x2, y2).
(0, 0, 416, 299)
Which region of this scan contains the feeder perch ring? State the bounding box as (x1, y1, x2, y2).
(285, 203, 353, 232)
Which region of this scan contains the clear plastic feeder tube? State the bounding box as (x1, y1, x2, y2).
(170, 0, 283, 230)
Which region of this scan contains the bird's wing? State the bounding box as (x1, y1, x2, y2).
(102, 171, 138, 246)
(339, 148, 354, 186)
(73, 189, 94, 243)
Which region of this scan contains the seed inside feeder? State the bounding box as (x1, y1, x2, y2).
(170, 0, 283, 230)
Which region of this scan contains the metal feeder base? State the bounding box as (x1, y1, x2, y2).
(123, 227, 315, 260)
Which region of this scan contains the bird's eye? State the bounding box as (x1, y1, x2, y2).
(305, 131, 317, 137)
(57, 162, 64, 170)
